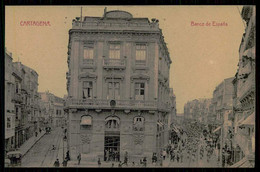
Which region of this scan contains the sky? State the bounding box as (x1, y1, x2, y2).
(5, 6, 245, 113)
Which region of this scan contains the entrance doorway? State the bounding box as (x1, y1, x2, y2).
(104, 131, 120, 162)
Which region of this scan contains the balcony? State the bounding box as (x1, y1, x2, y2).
(66, 99, 170, 112)
(12, 94, 23, 103)
(239, 72, 255, 102)
(103, 59, 125, 69)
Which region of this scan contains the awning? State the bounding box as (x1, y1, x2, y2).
(105, 116, 120, 125)
(171, 125, 179, 133)
(7, 151, 22, 158)
(239, 112, 255, 127)
(80, 116, 92, 125)
(157, 122, 163, 127)
(243, 46, 255, 60)
(213, 126, 221, 133)
(230, 156, 254, 168)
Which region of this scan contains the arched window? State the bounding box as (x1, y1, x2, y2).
(80, 115, 92, 130)
(133, 116, 145, 131)
(105, 116, 120, 129)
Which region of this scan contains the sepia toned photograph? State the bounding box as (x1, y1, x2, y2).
(4, 5, 255, 168)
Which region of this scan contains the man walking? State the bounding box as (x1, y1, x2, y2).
(77, 153, 81, 165)
(98, 158, 101, 167)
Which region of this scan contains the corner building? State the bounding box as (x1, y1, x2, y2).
(65, 10, 173, 162)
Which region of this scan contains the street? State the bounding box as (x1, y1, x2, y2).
(19, 124, 220, 168)
(21, 128, 65, 167)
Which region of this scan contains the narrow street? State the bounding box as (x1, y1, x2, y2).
(21, 128, 65, 167)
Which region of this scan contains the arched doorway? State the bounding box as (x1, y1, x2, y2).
(104, 116, 120, 162)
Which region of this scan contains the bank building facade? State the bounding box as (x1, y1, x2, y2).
(65, 9, 173, 162)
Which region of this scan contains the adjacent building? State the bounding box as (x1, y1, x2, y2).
(65, 10, 173, 162)
(5, 49, 16, 154)
(231, 5, 255, 167)
(211, 77, 235, 166)
(5, 48, 41, 155)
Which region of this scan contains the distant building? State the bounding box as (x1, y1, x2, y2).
(184, 98, 211, 123)
(39, 91, 65, 128)
(168, 88, 177, 127)
(65, 10, 173, 162)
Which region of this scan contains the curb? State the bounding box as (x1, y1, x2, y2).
(21, 132, 46, 158)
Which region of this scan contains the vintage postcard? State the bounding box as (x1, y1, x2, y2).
(4, 5, 255, 168)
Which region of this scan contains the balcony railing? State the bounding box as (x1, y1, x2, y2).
(66, 98, 170, 111)
(72, 21, 159, 31)
(103, 59, 125, 69)
(81, 59, 95, 68)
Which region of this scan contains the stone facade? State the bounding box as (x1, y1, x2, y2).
(65, 10, 173, 161)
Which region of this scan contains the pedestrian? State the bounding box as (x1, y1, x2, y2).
(77, 153, 81, 165)
(54, 159, 60, 167)
(132, 162, 135, 167)
(52, 145, 56, 150)
(105, 149, 109, 161)
(123, 151, 128, 166)
(98, 158, 101, 167)
(35, 131, 38, 137)
(176, 151, 180, 163)
(62, 159, 67, 167)
(143, 157, 147, 167)
(66, 150, 70, 161)
(118, 161, 122, 168)
(111, 163, 114, 168)
(162, 149, 166, 160)
(180, 151, 183, 163)
(140, 159, 143, 166)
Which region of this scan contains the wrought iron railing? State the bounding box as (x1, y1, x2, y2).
(66, 98, 170, 111)
(103, 59, 125, 68)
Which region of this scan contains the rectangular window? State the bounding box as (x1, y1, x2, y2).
(109, 43, 120, 59)
(7, 117, 11, 128)
(136, 44, 147, 61)
(84, 45, 94, 59)
(83, 81, 93, 99)
(107, 82, 120, 100)
(135, 83, 145, 100)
